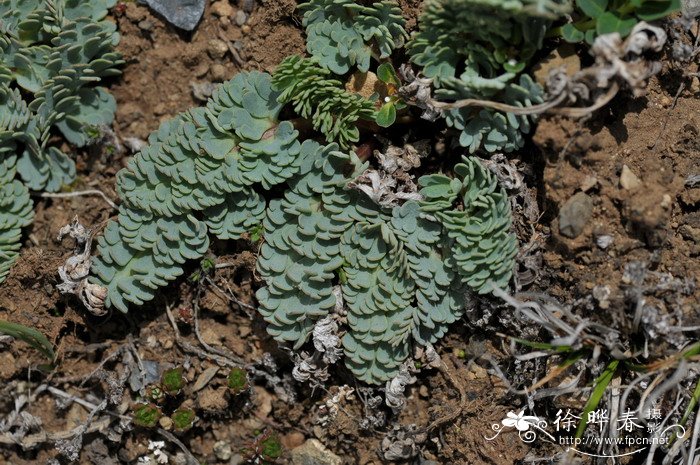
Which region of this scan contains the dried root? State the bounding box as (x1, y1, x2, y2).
(57, 217, 108, 316)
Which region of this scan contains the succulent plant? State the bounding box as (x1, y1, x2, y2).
(407, 0, 561, 153)
(170, 408, 196, 432)
(132, 403, 162, 428)
(272, 56, 377, 149)
(256, 147, 516, 383)
(161, 367, 185, 395)
(243, 430, 283, 465)
(90, 71, 311, 312)
(227, 367, 249, 394)
(559, 0, 679, 43)
(299, 0, 407, 75)
(0, 0, 122, 190)
(89, 66, 518, 383)
(0, 156, 33, 284)
(0, 0, 122, 282)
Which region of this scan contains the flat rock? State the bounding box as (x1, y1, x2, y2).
(142, 0, 206, 31)
(291, 439, 342, 465)
(559, 192, 593, 239)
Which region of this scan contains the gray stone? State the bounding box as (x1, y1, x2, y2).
(559, 192, 593, 239)
(234, 10, 247, 26)
(142, 0, 206, 31)
(291, 439, 342, 465)
(596, 234, 613, 249)
(213, 441, 232, 461)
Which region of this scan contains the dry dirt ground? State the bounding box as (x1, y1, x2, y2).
(0, 1, 698, 465)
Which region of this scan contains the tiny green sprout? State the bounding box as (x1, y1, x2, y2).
(249, 224, 264, 243)
(161, 367, 186, 395)
(243, 429, 283, 464)
(455, 348, 467, 359)
(83, 125, 103, 142)
(337, 267, 348, 285)
(377, 63, 401, 87)
(414, 361, 423, 369)
(189, 257, 216, 282)
(259, 431, 283, 461)
(145, 385, 165, 404)
(132, 403, 162, 428)
(227, 367, 249, 394)
(171, 408, 196, 432)
(201, 257, 215, 273)
(375, 63, 406, 128)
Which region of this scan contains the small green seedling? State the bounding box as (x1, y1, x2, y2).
(375, 63, 407, 128)
(249, 224, 264, 243)
(189, 256, 216, 283)
(227, 367, 250, 394)
(145, 385, 165, 404)
(243, 430, 283, 464)
(161, 367, 186, 395)
(171, 408, 196, 432)
(132, 403, 162, 428)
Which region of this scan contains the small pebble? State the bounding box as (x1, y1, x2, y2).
(159, 416, 173, 430)
(210, 63, 227, 81)
(137, 19, 154, 31)
(419, 385, 429, 397)
(193, 63, 210, 78)
(207, 39, 229, 59)
(211, 0, 235, 17)
(213, 441, 232, 461)
(620, 164, 642, 190)
(581, 175, 598, 192)
(592, 285, 611, 309)
(559, 192, 594, 239)
(234, 10, 247, 26)
(596, 234, 614, 249)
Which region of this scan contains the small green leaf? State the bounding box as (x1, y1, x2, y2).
(636, 0, 680, 20)
(249, 224, 264, 243)
(561, 23, 585, 42)
(503, 60, 525, 74)
(596, 11, 636, 36)
(0, 320, 55, 361)
(585, 28, 597, 44)
(376, 63, 400, 85)
(576, 0, 609, 17)
(375, 102, 397, 127)
(575, 359, 619, 439)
